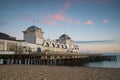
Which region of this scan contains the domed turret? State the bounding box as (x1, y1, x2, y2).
(23, 25, 44, 44)
(59, 34, 71, 39)
(23, 26, 42, 32)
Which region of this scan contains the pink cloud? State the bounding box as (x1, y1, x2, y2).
(41, 20, 56, 26)
(75, 21, 81, 24)
(64, 1, 71, 9)
(22, 17, 56, 26)
(103, 19, 109, 24)
(85, 20, 94, 25)
(47, 13, 81, 25)
(47, 13, 66, 21)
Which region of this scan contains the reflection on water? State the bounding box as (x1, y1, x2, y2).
(0, 59, 3, 64)
(85, 53, 120, 68)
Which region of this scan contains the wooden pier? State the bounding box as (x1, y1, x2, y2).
(0, 53, 117, 66)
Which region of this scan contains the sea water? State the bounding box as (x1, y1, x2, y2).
(0, 59, 3, 64)
(84, 53, 120, 68)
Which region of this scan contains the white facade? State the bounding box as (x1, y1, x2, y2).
(23, 26, 44, 44)
(0, 25, 80, 54)
(23, 31, 35, 43)
(57, 34, 74, 49)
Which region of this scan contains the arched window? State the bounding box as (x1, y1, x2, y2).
(46, 42, 49, 47)
(52, 43, 55, 47)
(57, 44, 60, 48)
(65, 46, 67, 49)
(61, 45, 64, 48)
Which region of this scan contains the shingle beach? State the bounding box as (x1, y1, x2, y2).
(0, 65, 120, 80)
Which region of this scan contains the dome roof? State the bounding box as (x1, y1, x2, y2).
(23, 25, 43, 33)
(27, 26, 40, 31)
(59, 34, 71, 39)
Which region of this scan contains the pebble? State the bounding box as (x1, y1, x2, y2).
(0, 65, 120, 80)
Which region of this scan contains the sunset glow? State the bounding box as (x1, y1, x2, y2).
(0, 0, 120, 52)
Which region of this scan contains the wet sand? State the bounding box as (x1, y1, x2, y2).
(0, 65, 120, 80)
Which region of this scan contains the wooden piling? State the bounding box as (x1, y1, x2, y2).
(0, 53, 117, 66)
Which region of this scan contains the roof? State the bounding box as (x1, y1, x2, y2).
(59, 34, 71, 39)
(27, 26, 39, 30)
(0, 32, 16, 40)
(24, 25, 42, 32)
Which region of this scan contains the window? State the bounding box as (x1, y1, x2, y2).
(57, 44, 60, 48)
(52, 43, 55, 47)
(46, 42, 49, 47)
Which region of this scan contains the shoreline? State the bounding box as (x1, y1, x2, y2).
(0, 65, 120, 80)
(0, 64, 120, 69)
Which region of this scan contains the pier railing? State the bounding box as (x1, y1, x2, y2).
(0, 51, 15, 54)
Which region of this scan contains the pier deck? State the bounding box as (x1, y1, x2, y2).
(0, 53, 117, 66)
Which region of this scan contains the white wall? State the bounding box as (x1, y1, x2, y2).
(36, 38, 44, 44)
(24, 32, 35, 44)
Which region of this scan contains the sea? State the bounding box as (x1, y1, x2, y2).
(84, 53, 120, 68)
(0, 53, 120, 68)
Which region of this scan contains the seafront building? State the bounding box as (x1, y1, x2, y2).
(0, 26, 116, 67)
(0, 25, 79, 54)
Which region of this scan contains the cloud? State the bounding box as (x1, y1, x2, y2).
(45, 1, 81, 25)
(22, 17, 56, 26)
(75, 21, 81, 24)
(73, 0, 112, 4)
(39, 20, 56, 25)
(47, 13, 81, 25)
(64, 1, 71, 9)
(85, 20, 94, 25)
(47, 13, 66, 21)
(0, 22, 7, 26)
(74, 40, 114, 44)
(103, 19, 109, 24)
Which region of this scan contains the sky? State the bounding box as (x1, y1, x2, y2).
(0, 0, 120, 52)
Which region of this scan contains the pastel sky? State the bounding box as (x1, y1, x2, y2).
(0, 0, 120, 52)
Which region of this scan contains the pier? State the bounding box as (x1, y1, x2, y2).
(0, 52, 117, 66)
